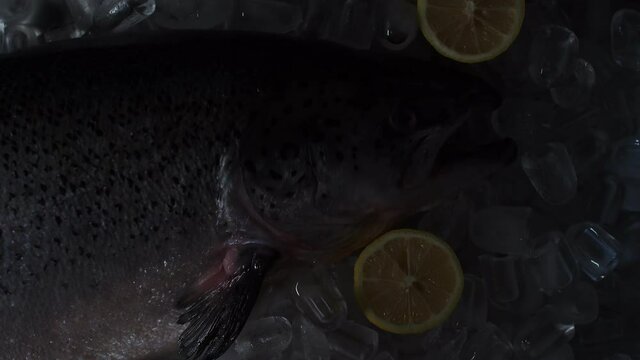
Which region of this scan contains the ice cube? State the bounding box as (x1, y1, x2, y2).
(327, 320, 378, 360)
(290, 265, 347, 330)
(599, 176, 623, 225)
(565, 222, 621, 281)
(491, 98, 557, 146)
(512, 306, 575, 359)
(0, 0, 62, 26)
(478, 254, 520, 304)
(521, 143, 578, 205)
(93, 0, 156, 32)
(526, 232, 575, 294)
(65, 0, 96, 32)
(417, 194, 471, 251)
(449, 274, 488, 330)
(605, 354, 633, 360)
(529, 25, 579, 87)
(372, 352, 395, 360)
(480, 254, 545, 314)
(0, 0, 30, 21)
(234, 316, 293, 360)
(375, 0, 416, 51)
(330, 256, 373, 328)
(618, 221, 640, 267)
(322, 0, 377, 50)
(229, 0, 303, 34)
(538, 343, 574, 360)
(423, 326, 468, 360)
(550, 58, 596, 109)
(549, 281, 599, 325)
(578, 313, 624, 345)
(290, 315, 331, 360)
(252, 268, 300, 320)
(567, 130, 609, 175)
(152, 0, 233, 29)
(611, 9, 640, 71)
(470, 206, 535, 256)
(609, 136, 640, 212)
(4, 24, 42, 53)
(459, 323, 513, 360)
(43, 23, 86, 43)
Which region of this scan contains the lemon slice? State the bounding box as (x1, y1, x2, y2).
(417, 0, 525, 63)
(354, 229, 463, 334)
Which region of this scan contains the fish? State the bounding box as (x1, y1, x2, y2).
(0, 31, 516, 360)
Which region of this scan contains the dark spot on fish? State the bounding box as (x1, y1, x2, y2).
(335, 151, 344, 162)
(280, 143, 299, 160)
(269, 170, 282, 181)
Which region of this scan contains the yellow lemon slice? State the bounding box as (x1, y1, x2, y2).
(417, 0, 525, 63)
(354, 229, 463, 334)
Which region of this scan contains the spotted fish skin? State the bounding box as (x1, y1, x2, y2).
(0, 32, 511, 359)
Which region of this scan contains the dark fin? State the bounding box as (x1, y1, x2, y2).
(176, 246, 278, 360)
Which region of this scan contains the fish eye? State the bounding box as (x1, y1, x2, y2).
(389, 103, 417, 133)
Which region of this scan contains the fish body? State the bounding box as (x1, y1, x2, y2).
(0, 31, 513, 359)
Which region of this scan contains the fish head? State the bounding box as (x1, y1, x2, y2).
(235, 61, 516, 260)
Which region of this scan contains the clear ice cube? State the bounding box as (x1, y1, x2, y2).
(529, 25, 579, 87)
(4, 24, 42, 52)
(322, 0, 376, 50)
(290, 265, 347, 330)
(290, 315, 331, 360)
(567, 130, 609, 175)
(0, 0, 31, 21)
(230, 0, 303, 34)
(521, 143, 578, 205)
(375, 0, 416, 51)
(372, 351, 395, 360)
(417, 194, 471, 251)
(550, 58, 596, 109)
(491, 98, 557, 146)
(470, 206, 535, 256)
(538, 343, 574, 360)
(605, 354, 633, 360)
(65, 0, 96, 32)
(512, 306, 575, 359)
(460, 323, 513, 360)
(478, 254, 520, 304)
(611, 9, 640, 71)
(578, 314, 624, 345)
(152, 0, 233, 29)
(423, 326, 468, 360)
(480, 254, 545, 314)
(609, 136, 640, 212)
(549, 281, 599, 325)
(565, 222, 621, 281)
(253, 268, 300, 320)
(234, 316, 293, 360)
(93, 0, 156, 32)
(618, 221, 640, 267)
(526, 232, 575, 294)
(449, 274, 488, 330)
(327, 320, 378, 360)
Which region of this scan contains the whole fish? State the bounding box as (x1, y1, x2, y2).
(0, 31, 515, 360)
